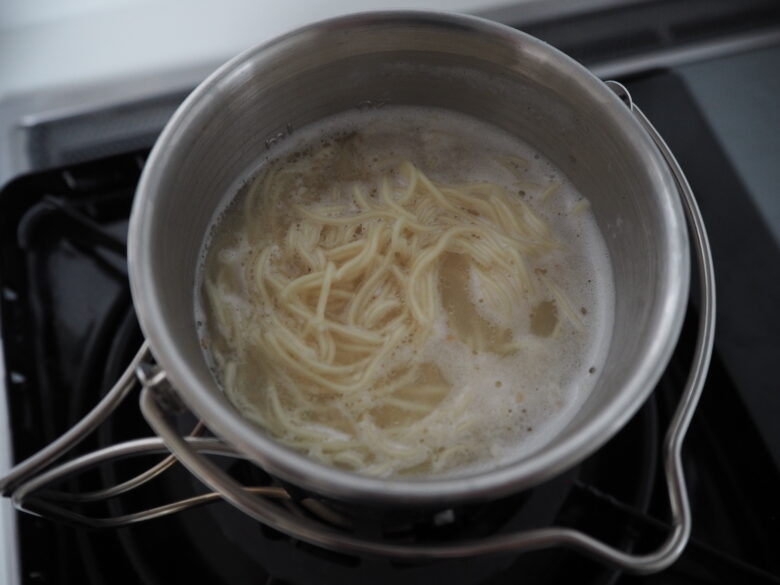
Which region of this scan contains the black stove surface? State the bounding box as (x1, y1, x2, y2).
(2, 66, 780, 584)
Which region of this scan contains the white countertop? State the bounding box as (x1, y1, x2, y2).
(0, 0, 544, 186)
(0, 0, 526, 102)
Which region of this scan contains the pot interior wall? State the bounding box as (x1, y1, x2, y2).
(133, 16, 687, 493)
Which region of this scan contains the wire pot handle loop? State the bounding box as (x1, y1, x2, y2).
(0, 343, 287, 528)
(0, 342, 151, 498)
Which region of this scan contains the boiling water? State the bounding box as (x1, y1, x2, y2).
(196, 106, 615, 477)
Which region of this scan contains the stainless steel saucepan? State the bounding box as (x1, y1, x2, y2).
(129, 11, 690, 504)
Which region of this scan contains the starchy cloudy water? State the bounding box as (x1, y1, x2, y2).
(195, 106, 615, 477)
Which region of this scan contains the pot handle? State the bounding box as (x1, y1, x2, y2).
(0, 342, 151, 498)
(139, 81, 716, 575)
(0, 344, 289, 527)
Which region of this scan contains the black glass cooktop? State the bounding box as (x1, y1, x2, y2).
(1, 52, 779, 585)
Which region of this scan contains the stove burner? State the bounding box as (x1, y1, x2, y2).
(2, 65, 779, 582)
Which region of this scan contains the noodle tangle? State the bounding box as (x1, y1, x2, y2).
(204, 153, 580, 476)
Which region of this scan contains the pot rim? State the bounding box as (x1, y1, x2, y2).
(128, 10, 690, 505)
